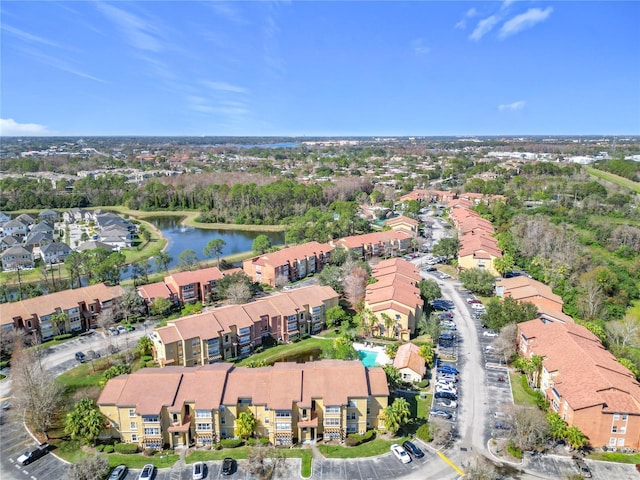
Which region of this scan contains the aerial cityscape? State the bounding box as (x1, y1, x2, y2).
(1, 2, 640, 480)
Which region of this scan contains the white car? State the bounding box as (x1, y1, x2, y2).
(437, 399, 458, 409)
(390, 443, 411, 464)
(483, 330, 498, 337)
(435, 385, 458, 395)
(192, 461, 204, 480)
(471, 303, 485, 311)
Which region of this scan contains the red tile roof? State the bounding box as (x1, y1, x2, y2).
(393, 343, 426, 377)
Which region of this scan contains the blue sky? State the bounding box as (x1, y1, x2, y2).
(1, 1, 639, 136)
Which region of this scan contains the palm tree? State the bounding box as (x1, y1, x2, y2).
(565, 425, 588, 450)
(203, 238, 226, 267)
(51, 312, 68, 336)
(383, 397, 411, 434)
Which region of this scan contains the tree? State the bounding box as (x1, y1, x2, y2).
(51, 311, 68, 336)
(154, 251, 172, 273)
(118, 286, 147, 322)
(419, 279, 441, 304)
(482, 297, 538, 332)
(65, 251, 85, 289)
(459, 268, 496, 296)
(511, 405, 550, 451)
(226, 281, 253, 304)
(493, 323, 518, 364)
(11, 340, 64, 439)
(431, 237, 460, 261)
(235, 410, 257, 439)
(149, 296, 173, 316)
(136, 336, 153, 357)
(606, 314, 640, 352)
(247, 446, 285, 480)
(494, 253, 515, 276)
(331, 335, 358, 360)
(131, 260, 151, 286)
(418, 343, 434, 368)
(565, 425, 589, 450)
(382, 397, 411, 434)
(203, 238, 226, 266)
(67, 454, 109, 480)
(382, 364, 402, 391)
(252, 235, 272, 255)
(65, 398, 105, 446)
(99, 364, 130, 387)
(546, 412, 568, 441)
(0, 327, 24, 359)
(342, 259, 369, 310)
(325, 305, 347, 330)
(178, 249, 200, 271)
(318, 265, 343, 293)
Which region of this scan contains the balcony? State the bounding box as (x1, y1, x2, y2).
(168, 414, 191, 432)
(298, 410, 317, 427)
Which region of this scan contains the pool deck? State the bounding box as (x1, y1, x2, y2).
(353, 342, 393, 366)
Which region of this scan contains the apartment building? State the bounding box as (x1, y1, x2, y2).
(151, 285, 339, 366)
(364, 258, 423, 341)
(242, 241, 333, 287)
(518, 318, 640, 450)
(384, 215, 419, 235)
(330, 230, 413, 260)
(98, 360, 389, 448)
(137, 266, 230, 306)
(1, 283, 125, 339)
(393, 342, 426, 383)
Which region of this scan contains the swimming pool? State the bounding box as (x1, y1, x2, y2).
(357, 349, 379, 367)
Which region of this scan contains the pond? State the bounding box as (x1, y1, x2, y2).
(273, 347, 324, 364)
(148, 216, 286, 271)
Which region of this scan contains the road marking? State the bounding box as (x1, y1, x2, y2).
(436, 451, 465, 475)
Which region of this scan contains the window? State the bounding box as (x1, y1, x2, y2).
(610, 437, 617, 446)
(142, 415, 159, 423)
(620, 427, 627, 434)
(276, 410, 291, 418)
(325, 406, 340, 415)
(192, 339, 199, 347)
(130, 422, 137, 430)
(129, 409, 135, 417)
(196, 423, 211, 431)
(324, 418, 340, 426)
(264, 417, 269, 424)
(348, 400, 357, 408)
(622, 414, 628, 421)
(221, 417, 226, 424)
(348, 413, 356, 420)
(618, 438, 625, 446)
(276, 422, 290, 431)
(614, 413, 620, 420)
(144, 428, 160, 435)
(347, 424, 357, 433)
(131, 434, 137, 442)
(26, 320, 32, 329)
(196, 410, 211, 418)
(612, 426, 618, 433)
(220, 405, 225, 411)
(367, 408, 371, 415)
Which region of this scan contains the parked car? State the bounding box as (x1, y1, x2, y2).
(117, 325, 128, 334)
(494, 421, 510, 430)
(437, 374, 457, 383)
(402, 440, 425, 458)
(436, 385, 457, 395)
(435, 391, 457, 400)
(430, 409, 452, 419)
(574, 457, 592, 478)
(437, 399, 457, 409)
(17, 443, 50, 466)
(1, 400, 10, 410)
(390, 444, 411, 464)
(192, 461, 204, 480)
(108, 465, 128, 480)
(138, 464, 155, 480)
(437, 365, 459, 375)
(86, 350, 100, 359)
(471, 303, 485, 311)
(109, 327, 119, 336)
(222, 457, 236, 475)
(467, 298, 481, 304)
(75, 352, 86, 363)
(483, 330, 498, 337)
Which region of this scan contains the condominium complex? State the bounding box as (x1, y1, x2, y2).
(151, 285, 339, 366)
(98, 360, 389, 448)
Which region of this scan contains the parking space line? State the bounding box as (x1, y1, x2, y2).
(436, 451, 465, 475)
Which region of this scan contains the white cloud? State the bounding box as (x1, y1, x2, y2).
(202, 81, 248, 94)
(498, 101, 526, 112)
(469, 15, 499, 41)
(0, 118, 49, 136)
(96, 2, 164, 52)
(499, 7, 553, 39)
(466, 8, 478, 18)
(2, 24, 67, 49)
(412, 38, 431, 56)
(455, 7, 478, 30)
(18, 47, 105, 83)
(208, 2, 247, 25)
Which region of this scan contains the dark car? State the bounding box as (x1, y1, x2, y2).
(108, 465, 128, 480)
(402, 440, 425, 458)
(435, 391, 457, 400)
(574, 457, 592, 478)
(75, 351, 86, 363)
(222, 457, 236, 475)
(437, 365, 459, 375)
(494, 421, 510, 430)
(86, 350, 101, 359)
(17, 443, 50, 465)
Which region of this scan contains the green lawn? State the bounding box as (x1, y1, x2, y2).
(587, 451, 640, 463)
(585, 166, 640, 194)
(105, 452, 180, 469)
(316, 437, 408, 458)
(236, 336, 333, 366)
(510, 372, 538, 407)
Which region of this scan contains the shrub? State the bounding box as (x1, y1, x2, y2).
(415, 380, 429, 389)
(220, 438, 243, 448)
(416, 423, 432, 442)
(254, 346, 264, 354)
(215, 443, 223, 450)
(246, 438, 257, 446)
(114, 443, 139, 454)
(506, 439, 523, 459)
(95, 444, 104, 452)
(259, 437, 269, 445)
(345, 434, 362, 447)
(141, 355, 153, 362)
(143, 448, 157, 456)
(54, 334, 73, 341)
(104, 445, 115, 453)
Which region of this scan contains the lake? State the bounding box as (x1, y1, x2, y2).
(147, 216, 286, 271)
